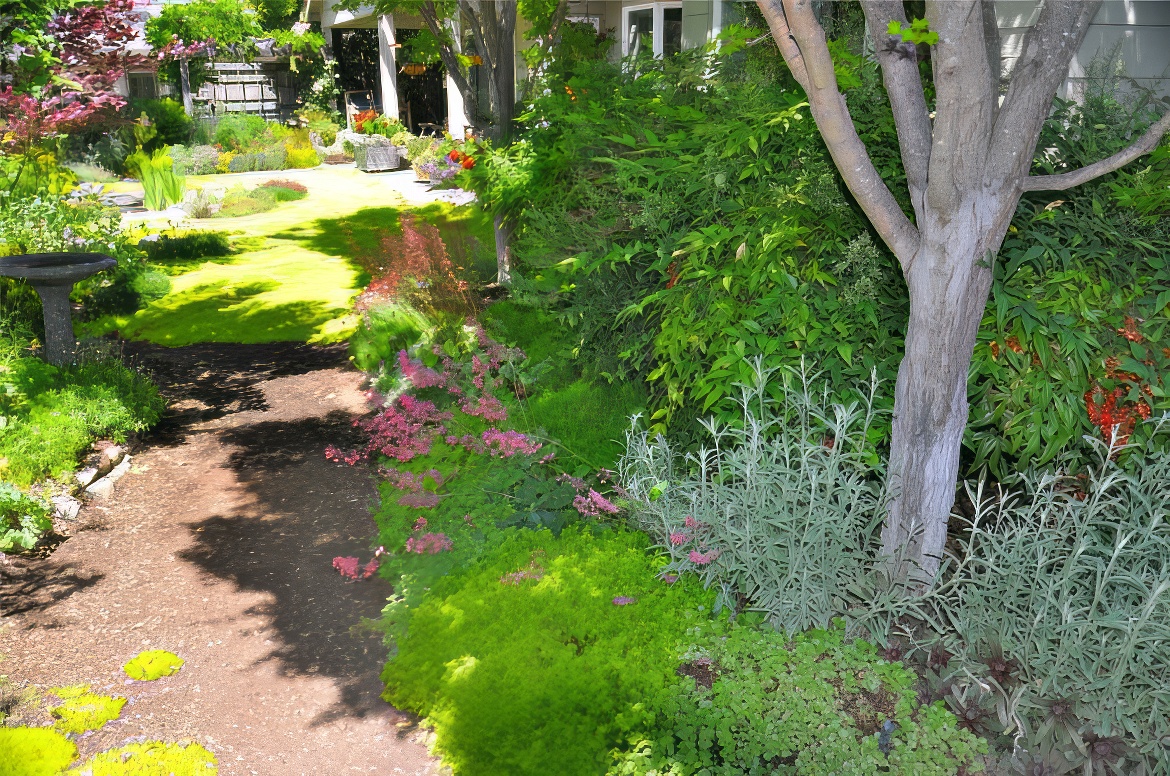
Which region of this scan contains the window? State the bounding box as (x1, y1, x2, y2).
(128, 72, 158, 100)
(622, 3, 684, 58)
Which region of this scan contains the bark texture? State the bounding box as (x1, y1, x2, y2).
(756, 0, 1169, 582)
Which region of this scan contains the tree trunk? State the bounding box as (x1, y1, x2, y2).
(179, 57, 194, 116)
(882, 201, 1006, 582)
(493, 213, 513, 285)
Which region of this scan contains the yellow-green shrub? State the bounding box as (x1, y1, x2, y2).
(285, 146, 320, 169)
(0, 727, 78, 776)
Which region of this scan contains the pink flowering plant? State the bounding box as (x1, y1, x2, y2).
(331, 315, 627, 595)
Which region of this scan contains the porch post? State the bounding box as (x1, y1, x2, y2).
(377, 14, 400, 120)
(445, 16, 468, 138)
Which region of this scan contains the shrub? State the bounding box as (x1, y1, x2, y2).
(213, 113, 268, 151)
(0, 482, 52, 552)
(0, 194, 146, 319)
(228, 152, 259, 173)
(622, 361, 886, 630)
(349, 304, 426, 373)
(215, 150, 236, 173)
(620, 364, 1170, 771)
(132, 98, 193, 148)
(382, 528, 715, 776)
(0, 727, 77, 776)
(214, 186, 279, 217)
(124, 147, 185, 210)
(0, 356, 165, 486)
(610, 621, 985, 775)
(285, 145, 319, 168)
(169, 143, 220, 176)
(142, 231, 233, 263)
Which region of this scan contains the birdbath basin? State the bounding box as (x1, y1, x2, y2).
(0, 252, 118, 366)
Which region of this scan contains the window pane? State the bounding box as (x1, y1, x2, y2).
(627, 9, 653, 56)
(662, 7, 683, 56)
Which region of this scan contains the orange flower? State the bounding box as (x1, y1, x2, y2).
(461, 156, 475, 169)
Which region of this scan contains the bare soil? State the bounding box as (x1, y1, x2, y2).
(0, 342, 439, 775)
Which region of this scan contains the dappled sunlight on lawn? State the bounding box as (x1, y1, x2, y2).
(99, 169, 491, 348)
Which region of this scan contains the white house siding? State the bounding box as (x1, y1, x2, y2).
(999, 0, 1170, 98)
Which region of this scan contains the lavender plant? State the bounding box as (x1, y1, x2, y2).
(621, 360, 1170, 771)
(620, 359, 887, 632)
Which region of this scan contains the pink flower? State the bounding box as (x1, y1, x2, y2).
(333, 556, 360, 579)
(612, 596, 638, 606)
(662, 574, 679, 584)
(684, 515, 700, 529)
(397, 350, 443, 388)
(481, 428, 542, 458)
(334, 556, 379, 581)
(412, 516, 428, 530)
(460, 394, 508, 423)
(669, 532, 690, 546)
(404, 532, 453, 554)
(398, 491, 439, 509)
(573, 489, 621, 517)
(688, 549, 720, 566)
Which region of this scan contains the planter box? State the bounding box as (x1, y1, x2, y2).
(354, 143, 401, 172)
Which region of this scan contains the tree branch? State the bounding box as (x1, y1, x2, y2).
(860, 0, 931, 222)
(988, 0, 1100, 184)
(420, 0, 480, 123)
(757, 0, 921, 266)
(1022, 111, 1170, 191)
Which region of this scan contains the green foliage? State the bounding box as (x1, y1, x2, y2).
(886, 18, 939, 46)
(382, 528, 715, 776)
(0, 727, 77, 776)
(0, 193, 147, 319)
(212, 114, 269, 152)
(143, 232, 233, 263)
(50, 685, 126, 734)
(884, 425, 1170, 773)
(967, 97, 1170, 481)
(0, 356, 165, 486)
(125, 147, 186, 211)
(68, 741, 218, 775)
(465, 42, 906, 441)
(348, 304, 426, 372)
(133, 98, 194, 149)
(145, 0, 261, 88)
(610, 621, 985, 775)
(255, 0, 299, 28)
(0, 482, 52, 552)
(123, 650, 185, 681)
(622, 367, 1170, 770)
(524, 377, 646, 470)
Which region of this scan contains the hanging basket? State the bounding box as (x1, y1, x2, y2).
(401, 63, 427, 76)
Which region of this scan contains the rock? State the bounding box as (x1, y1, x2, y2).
(83, 455, 132, 500)
(85, 477, 116, 499)
(76, 467, 100, 489)
(52, 494, 82, 521)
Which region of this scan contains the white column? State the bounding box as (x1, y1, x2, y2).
(445, 16, 468, 138)
(377, 14, 400, 120)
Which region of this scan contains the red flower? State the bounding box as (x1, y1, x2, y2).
(461, 156, 475, 169)
(448, 150, 463, 162)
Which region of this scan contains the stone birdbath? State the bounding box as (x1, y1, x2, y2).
(0, 252, 117, 367)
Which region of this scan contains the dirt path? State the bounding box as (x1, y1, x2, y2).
(0, 343, 438, 775)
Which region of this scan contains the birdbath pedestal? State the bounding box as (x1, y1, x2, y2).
(0, 252, 118, 367)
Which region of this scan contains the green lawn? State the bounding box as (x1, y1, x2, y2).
(87, 172, 494, 347)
